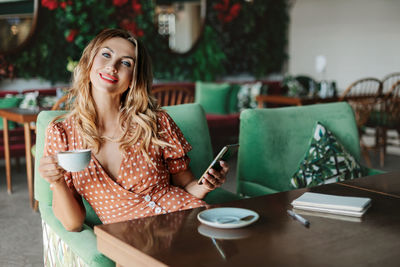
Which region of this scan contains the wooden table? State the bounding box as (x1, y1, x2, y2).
(0, 108, 39, 209)
(255, 95, 380, 108)
(338, 171, 400, 198)
(256, 95, 339, 108)
(95, 172, 400, 267)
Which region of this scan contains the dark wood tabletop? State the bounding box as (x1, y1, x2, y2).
(338, 171, 400, 198)
(256, 94, 340, 107)
(255, 94, 381, 108)
(0, 107, 40, 123)
(95, 172, 400, 267)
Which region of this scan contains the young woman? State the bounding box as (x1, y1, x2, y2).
(38, 29, 228, 231)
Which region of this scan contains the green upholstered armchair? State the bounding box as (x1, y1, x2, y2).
(34, 103, 240, 266)
(236, 102, 384, 197)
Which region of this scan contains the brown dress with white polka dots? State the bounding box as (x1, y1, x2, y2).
(44, 111, 205, 224)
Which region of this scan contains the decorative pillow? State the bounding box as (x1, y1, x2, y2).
(19, 91, 39, 109)
(195, 81, 231, 115)
(0, 96, 24, 129)
(282, 74, 307, 97)
(290, 122, 365, 189)
(39, 96, 59, 109)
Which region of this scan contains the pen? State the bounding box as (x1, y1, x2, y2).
(287, 209, 310, 228)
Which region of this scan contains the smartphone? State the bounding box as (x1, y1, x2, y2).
(198, 144, 239, 185)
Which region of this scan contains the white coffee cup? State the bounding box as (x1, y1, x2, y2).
(57, 149, 91, 172)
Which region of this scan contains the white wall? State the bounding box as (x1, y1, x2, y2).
(288, 0, 400, 92)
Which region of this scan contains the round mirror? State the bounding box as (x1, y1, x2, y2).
(155, 0, 206, 54)
(0, 0, 38, 55)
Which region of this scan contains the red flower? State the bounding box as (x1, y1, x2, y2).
(229, 3, 241, 17)
(8, 64, 14, 76)
(137, 29, 144, 37)
(59, 1, 71, 9)
(224, 15, 233, 23)
(113, 0, 128, 7)
(213, 0, 229, 11)
(66, 29, 78, 42)
(213, 0, 241, 24)
(0, 56, 15, 80)
(120, 20, 144, 37)
(132, 0, 142, 14)
(42, 0, 59, 10)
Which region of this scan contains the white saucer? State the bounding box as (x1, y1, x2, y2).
(197, 207, 259, 229)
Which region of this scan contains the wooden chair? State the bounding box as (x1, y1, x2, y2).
(340, 77, 382, 98)
(378, 80, 400, 166)
(51, 94, 69, 110)
(339, 78, 383, 167)
(382, 72, 400, 95)
(152, 85, 194, 106)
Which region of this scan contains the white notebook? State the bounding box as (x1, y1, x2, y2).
(291, 192, 371, 217)
(293, 209, 363, 222)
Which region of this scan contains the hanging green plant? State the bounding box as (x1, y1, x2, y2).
(208, 0, 289, 77)
(4, 0, 289, 83)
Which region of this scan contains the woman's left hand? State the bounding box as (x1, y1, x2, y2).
(200, 160, 229, 191)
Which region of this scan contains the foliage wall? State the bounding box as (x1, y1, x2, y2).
(3, 0, 289, 83)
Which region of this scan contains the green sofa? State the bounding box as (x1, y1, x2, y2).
(236, 102, 384, 197)
(34, 103, 241, 266)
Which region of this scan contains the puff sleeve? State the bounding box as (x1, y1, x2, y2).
(43, 122, 73, 188)
(157, 112, 192, 174)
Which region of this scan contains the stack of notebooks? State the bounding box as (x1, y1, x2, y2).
(291, 192, 372, 221)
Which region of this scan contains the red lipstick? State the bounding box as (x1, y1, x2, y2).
(100, 73, 118, 84)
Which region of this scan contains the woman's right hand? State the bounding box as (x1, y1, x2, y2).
(39, 155, 85, 232)
(38, 155, 66, 186)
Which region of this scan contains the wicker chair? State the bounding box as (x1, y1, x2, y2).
(378, 80, 400, 166)
(339, 78, 383, 167)
(382, 72, 400, 95)
(152, 85, 194, 106)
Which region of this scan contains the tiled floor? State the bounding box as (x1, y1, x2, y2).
(0, 137, 399, 266)
(0, 159, 42, 267)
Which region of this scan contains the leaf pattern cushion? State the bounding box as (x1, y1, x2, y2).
(237, 82, 264, 111)
(290, 122, 365, 189)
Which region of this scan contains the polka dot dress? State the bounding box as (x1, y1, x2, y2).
(44, 111, 205, 224)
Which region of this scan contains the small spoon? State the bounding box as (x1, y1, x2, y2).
(217, 215, 255, 224)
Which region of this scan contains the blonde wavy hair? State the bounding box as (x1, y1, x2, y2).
(62, 28, 169, 156)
